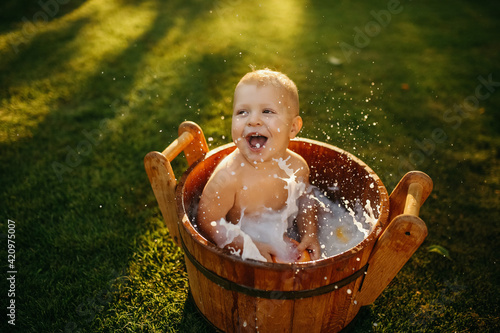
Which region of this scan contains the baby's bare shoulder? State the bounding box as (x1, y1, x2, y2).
(205, 152, 242, 191)
(287, 149, 310, 175)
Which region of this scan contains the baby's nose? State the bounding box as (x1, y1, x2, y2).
(247, 112, 262, 126)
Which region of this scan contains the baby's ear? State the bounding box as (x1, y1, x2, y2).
(289, 116, 303, 138)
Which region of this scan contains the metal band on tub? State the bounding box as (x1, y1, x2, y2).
(180, 235, 369, 300)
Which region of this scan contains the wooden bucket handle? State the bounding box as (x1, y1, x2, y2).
(144, 121, 209, 247)
(356, 171, 433, 306)
(387, 171, 433, 225)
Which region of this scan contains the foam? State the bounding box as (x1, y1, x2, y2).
(309, 188, 376, 259)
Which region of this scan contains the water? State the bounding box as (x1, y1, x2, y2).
(288, 187, 376, 259)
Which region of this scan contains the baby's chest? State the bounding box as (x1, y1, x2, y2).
(236, 177, 288, 211)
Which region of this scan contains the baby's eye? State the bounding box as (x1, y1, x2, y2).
(236, 110, 248, 115)
(262, 109, 274, 114)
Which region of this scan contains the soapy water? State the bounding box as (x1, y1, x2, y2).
(304, 187, 377, 259)
(197, 157, 378, 262)
(212, 209, 301, 262)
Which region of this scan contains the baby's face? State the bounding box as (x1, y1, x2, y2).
(232, 83, 301, 164)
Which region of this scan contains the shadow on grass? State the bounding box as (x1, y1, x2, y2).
(0, 0, 224, 331)
(180, 292, 219, 333)
(0, 0, 88, 34)
(0, 1, 93, 87)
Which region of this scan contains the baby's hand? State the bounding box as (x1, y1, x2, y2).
(254, 241, 277, 262)
(296, 235, 321, 261)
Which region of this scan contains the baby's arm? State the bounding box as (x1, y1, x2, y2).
(197, 168, 239, 247)
(292, 160, 321, 260)
(295, 190, 321, 260)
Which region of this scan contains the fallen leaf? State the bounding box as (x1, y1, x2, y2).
(427, 244, 452, 260)
(328, 55, 343, 66)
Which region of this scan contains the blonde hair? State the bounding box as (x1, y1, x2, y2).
(235, 68, 300, 115)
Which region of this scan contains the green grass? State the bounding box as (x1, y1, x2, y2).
(0, 0, 499, 331)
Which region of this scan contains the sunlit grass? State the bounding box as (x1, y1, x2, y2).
(0, 0, 157, 143)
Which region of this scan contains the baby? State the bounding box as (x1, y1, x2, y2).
(197, 69, 320, 262)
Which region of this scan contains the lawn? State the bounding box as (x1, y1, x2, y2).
(0, 0, 499, 332)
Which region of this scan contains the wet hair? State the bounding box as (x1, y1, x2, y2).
(235, 68, 300, 116)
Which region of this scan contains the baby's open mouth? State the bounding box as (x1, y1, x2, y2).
(246, 133, 268, 149)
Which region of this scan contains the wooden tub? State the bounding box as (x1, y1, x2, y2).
(145, 121, 433, 333)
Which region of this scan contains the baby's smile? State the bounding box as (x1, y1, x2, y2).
(246, 132, 268, 151)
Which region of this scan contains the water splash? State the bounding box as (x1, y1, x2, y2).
(212, 217, 267, 262)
